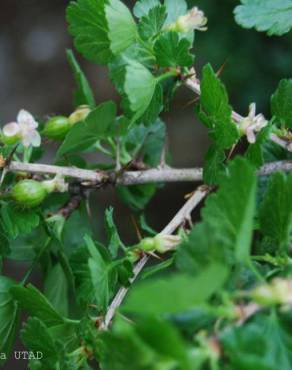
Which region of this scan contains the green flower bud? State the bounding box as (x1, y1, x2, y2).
(68, 105, 90, 125)
(43, 116, 71, 140)
(139, 237, 156, 252)
(12, 180, 48, 208)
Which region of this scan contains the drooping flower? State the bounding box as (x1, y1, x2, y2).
(167, 7, 208, 33)
(239, 103, 268, 144)
(2, 109, 41, 147)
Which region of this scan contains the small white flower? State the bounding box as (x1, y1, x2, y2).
(239, 103, 268, 144)
(2, 109, 41, 147)
(169, 7, 208, 33)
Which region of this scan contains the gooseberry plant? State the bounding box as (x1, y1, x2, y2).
(1, 0, 292, 369)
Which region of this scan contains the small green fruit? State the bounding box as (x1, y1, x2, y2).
(43, 116, 71, 140)
(12, 180, 48, 208)
(1, 131, 21, 146)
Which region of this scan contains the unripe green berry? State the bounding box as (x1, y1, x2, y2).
(12, 180, 48, 208)
(1, 131, 21, 146)
(43, 116, 71, 140)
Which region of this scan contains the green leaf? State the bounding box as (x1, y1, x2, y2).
(11, 284, 64, 326)
(259, 172, 292, 253)
(44, 263, 69, 316)
(177, 172, 262, 281)
(203, 145, 226, 185)
(222, 313, 292, 370)
(271, 79, 292, 128)
(117, 184, 157, 210)
(199, 64, 239, 149)
(57, 101, 116, 157)
(234, 0, 292, 36)
(71, 236, 116, 311)
(201, 157, 257, 262)
(246, 125, 272, 167)
(21, 317, 59, 368)
(123, 263, 229, 315)
(0, 276, 20, 366)
(66, 49, 95, 108)
(124, 60, 157, 120)
(105, 0, 137, 55)
(66, 0, 112, 64)
(105, 207, 124, 258)
(133, 0, 160, 18)
(154, 32, 194, 67)
(139, 5, 167, 41)
(0, 203, 39, 240)
(86, 235, 116, 312)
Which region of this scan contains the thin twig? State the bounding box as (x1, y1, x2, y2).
(185, 78, 292, 152)
(100, 185, 211, 330)
(5, 160, 292, 187)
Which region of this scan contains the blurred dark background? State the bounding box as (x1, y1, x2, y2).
(1, 0, 292, 368)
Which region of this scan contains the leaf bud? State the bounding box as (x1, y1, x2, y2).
(68, 105, 91, 125)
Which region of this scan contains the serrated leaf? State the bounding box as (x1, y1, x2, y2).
(123, 263, 229, 315)
(44, 263, 69, 316)
(259, 172, 292, 253)
(234, 0, 292, 36)
(154, 32, 194, 67)
(133, 0, 160, 18)
(105, 0, 137, 55)
(71, 236, 116, 311)
(21, 317, 59, 368)
(271, 79, 292, 128)
(11, 284, 64, 326)
(203, 145, 226, 185)
(57, 101, 116, 157)
(66, 0, 112, 64)
(85, 235, 116, 311)
(201, 157, 257, 262)
(66, 49, 95, 108)
(199, 64, 239, 149)
(0, 203, 39, 240)
(0, 276, 20, 366)
(139, 5, 167, 40)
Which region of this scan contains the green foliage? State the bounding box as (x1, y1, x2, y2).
(199, 64, 239, 149)
(271, 79, 292, 128)
(234, 0, 292, 36)
(58, 101, 116, 156)
(139, 5, 167, 41)
(11, 284, 64, 326)
(123, 263, 229, 315)
(2, 0, 292, 368)
(66, 49, 96, 108)
(259, 172, 292, 253)
(0, 277, 20, 365)
(154, 32, 194, 67)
